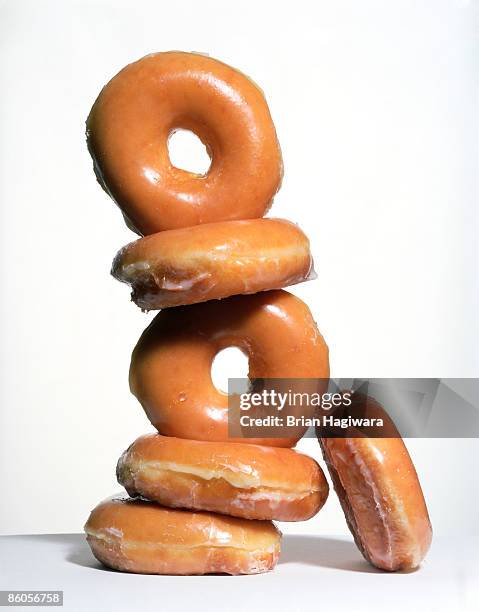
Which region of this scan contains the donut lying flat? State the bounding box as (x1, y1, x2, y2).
(319, 435, 432, 571)
(87, 51, 283, 235)
(84, 497, 281, 575)
(117, 434, 329, 521)
(130, 290, 329, 446)
(112, 218, 313, 309)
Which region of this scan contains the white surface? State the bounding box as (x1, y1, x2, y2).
(0, 0, 478, 536)
(0, 534, 477, 612)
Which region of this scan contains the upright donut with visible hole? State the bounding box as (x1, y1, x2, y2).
(129, 290, 330, 446)
(86, 51, 283, 235)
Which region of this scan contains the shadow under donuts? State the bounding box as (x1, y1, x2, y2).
(63, 532, 377, 574)
(65, 537, 110, 572)
(31, 532, 383, 575)
(280, 535, 380, 573)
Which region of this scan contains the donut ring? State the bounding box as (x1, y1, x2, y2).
(84, 496, 281, 575)
(117, 434, 329, 521)
(86, 51, 283, 235)
(130, 290, 329, 447)
(112, 218, 314, 310)
(318, 399, 432, 571)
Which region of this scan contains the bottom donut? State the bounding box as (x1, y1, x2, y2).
(84, 496, 281, 575)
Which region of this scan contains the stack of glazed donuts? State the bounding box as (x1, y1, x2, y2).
(84, 52, 432, 575)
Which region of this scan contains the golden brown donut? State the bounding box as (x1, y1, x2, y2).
(319, 434, 432, 571)
(84, 496, 281, 575)
(112, 218, 313, 310)
(86, 51, 283, 235)
(130, 290, 330, 447)
(117, 434, 329, 521)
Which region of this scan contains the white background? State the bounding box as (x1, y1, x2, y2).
(0, 0, 478, 560)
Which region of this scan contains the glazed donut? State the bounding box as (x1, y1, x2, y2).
(130, 290, 329, 446)
(318, 401, 432, 571)
(112, 218, 313, 310)
(86, 51, 282, 235)
(84, 496, 281, 575)
(117, 434, 329, 521)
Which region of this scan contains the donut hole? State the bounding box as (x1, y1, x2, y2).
(167, 129, 211, 175)
(211, 347, 249, 394)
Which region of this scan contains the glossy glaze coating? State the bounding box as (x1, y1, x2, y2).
(117, 434, 329, 521)
(84, 496, 281, 575)
(130, 290, 329, 446)
(319, 435, 432, 571)
(87, 51, 283, 235)
(112, 218, 313, 309)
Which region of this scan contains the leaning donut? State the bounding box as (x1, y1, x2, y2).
(117, 434, 329, 521)
(129, 290, 329, 446)
(84, 496, 281, 575)
(112, 218, 313, 309)
(87, 51, 283, 235)
(318, 395, 432, 571)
